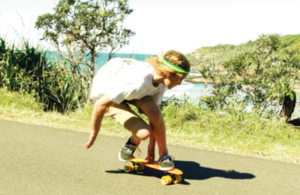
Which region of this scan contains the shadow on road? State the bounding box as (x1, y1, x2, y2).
(106, 160, 255, 185)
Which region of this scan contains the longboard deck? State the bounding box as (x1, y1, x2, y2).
(129, 157, 183, 175)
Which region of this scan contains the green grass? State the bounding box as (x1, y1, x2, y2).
(0, 87, 129, 137)
(1, 88, 300, 164)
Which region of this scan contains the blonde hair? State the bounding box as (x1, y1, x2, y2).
(146, 50, 191, 78)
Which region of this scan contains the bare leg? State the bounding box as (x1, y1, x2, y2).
(134, 97, 168, 157)
(107, 102, 150, 146)
(108, 97, 168, 157)
(126, 118, 150, 146)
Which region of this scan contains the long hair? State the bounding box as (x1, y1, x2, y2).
(146, 50, 191, 78)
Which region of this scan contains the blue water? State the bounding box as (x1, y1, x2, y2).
(45, 51, 155, 71)
(166, 82, 300, 119)
(45, 52, 300, 118)
(165, 82, 212, 104)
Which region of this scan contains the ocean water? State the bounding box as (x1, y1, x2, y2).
(45, 51, 155, 71)
(166, 82, 300, 119)
(164, 82, 212, 104)
(46, 52, 300, 119)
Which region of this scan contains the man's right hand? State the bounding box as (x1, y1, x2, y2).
(85, 130, 98, 149)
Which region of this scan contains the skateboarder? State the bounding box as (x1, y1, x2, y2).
(85, 50, 190, 170)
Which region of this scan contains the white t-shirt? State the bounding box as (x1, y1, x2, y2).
(90, 58, 167, 104)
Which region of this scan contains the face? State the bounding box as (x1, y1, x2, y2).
(164, 72, 187, 89)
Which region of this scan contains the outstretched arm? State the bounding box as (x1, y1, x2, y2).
(146, 121, 156, 162)
(85, 95, 114, 149)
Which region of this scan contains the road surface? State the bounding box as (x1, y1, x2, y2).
(1, 119, 299, 194)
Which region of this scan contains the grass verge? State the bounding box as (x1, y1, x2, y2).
(0, 88, 299, 164)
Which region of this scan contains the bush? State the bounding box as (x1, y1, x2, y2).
(199, 34, 300, 117)
(0, 37, 89, 113)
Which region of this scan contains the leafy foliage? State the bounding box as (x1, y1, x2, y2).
(0, 37, 88, 113)
(35, 0, 135, 98)
(188, 34, 300, 69)
(199, 34, 300, 117)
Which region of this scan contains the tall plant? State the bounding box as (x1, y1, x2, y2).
(41, 60, 89, 113)
(35, 0, 135, 100)
(0, 37, 89, 113)
(0, 38, 47, 95)
(200, 34, 300, 116)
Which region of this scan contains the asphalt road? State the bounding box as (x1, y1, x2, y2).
(1, 119, 300, 195)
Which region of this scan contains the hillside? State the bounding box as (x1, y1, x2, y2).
(187, 34, 300, 70)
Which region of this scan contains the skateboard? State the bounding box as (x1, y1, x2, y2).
(124, 157, 183, 185)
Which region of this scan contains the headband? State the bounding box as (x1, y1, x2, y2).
(161, 57, 190, 75)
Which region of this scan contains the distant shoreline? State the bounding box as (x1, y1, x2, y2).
(185, 78, 300, 92)
(184, 77, 214, 84)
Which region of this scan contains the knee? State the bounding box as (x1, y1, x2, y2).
(136, 129, 150, 141)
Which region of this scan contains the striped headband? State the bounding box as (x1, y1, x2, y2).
(161, 57, 190, 75)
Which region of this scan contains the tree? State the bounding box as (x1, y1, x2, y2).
(35, 0, 135, 100)
(200, 34, 300, 118)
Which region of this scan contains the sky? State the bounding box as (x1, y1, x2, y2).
(0, 0, 300, 54)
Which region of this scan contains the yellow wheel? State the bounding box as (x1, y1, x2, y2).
(161, 175, 172, 185)
(124, 164, 134, 173)
(173, 175, 182, 184)
(136, 164, 144, 172)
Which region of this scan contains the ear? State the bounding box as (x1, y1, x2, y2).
(166, 72, 171, 79)
(167, 72, 175, 78)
